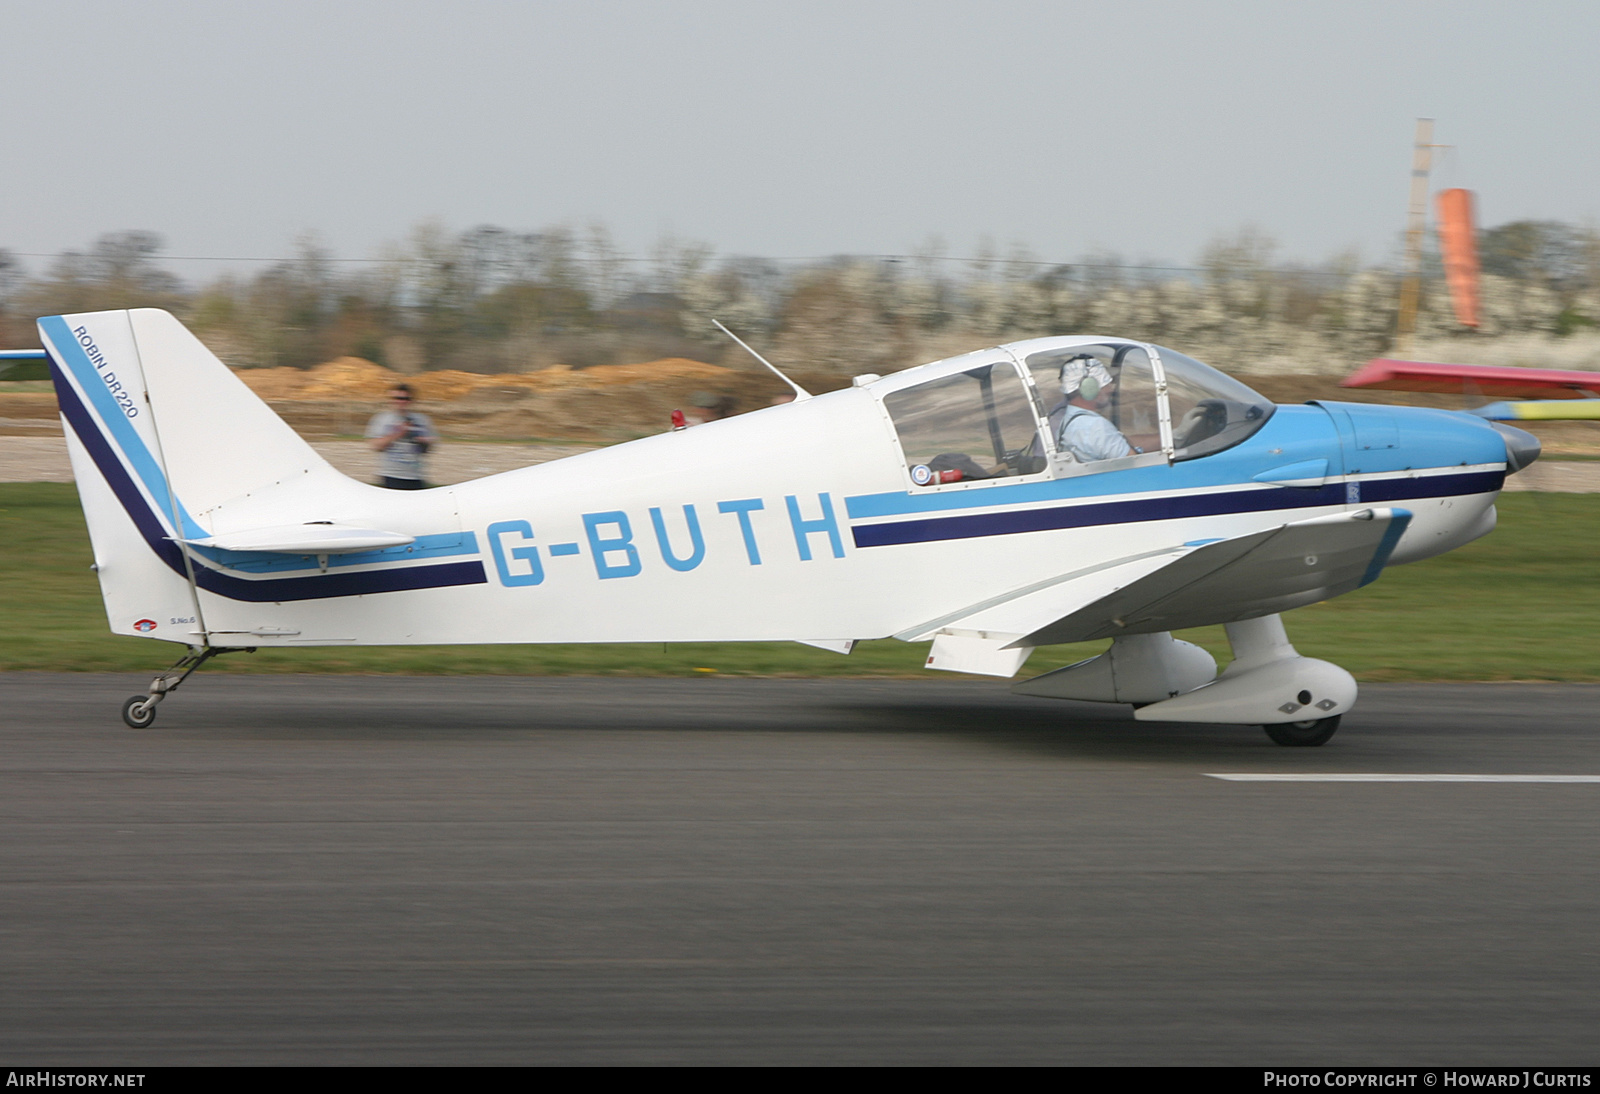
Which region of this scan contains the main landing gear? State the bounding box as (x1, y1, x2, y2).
(1119, 616, 1354, 748)
(1263, 714, 1342, 748)
(1012, 614, 1356, 747)
(120, 645, 254, 728)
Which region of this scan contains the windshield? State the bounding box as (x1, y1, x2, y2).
(1155, 346, 1275, 460)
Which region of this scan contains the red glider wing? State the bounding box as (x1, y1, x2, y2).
(1342, 359, 1600, 400)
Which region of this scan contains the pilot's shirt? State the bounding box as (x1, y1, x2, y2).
(1058, 404, 1133, 463)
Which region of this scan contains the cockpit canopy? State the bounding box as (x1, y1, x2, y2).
(876, 337, 1275, 489)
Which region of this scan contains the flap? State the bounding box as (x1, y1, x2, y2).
(180, 523, 416, 554)
(924, 631, 1034, 678)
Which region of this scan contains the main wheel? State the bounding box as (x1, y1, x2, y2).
(121, 695, 156, 729)
(1264, 715, 1340, 747)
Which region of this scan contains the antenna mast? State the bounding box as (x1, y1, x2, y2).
(711, 319, 811, 401)
(1395, 118, 1435, 354)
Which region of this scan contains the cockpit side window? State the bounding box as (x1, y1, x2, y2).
(1155, 346, 1276, 460)
(884, 362, 1045, 487)
(1023, 344, 1163, 467)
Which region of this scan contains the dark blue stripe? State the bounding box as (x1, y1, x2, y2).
(850, 471, 1504, 548)
(53, 356, 188, 566)
(1360, 471, 1504, 502)
(52, 358, 487, 602)
(194, 557, 487, 602)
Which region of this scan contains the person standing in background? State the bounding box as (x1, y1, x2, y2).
(366, 383, 438, 489)
(686, 390, 737, 425)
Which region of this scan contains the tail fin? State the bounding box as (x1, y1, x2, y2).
(43, 309, 482, 645)
(43, 309, 340, 517)
(44, 309, 316, 641)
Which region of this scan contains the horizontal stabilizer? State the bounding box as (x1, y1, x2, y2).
(180, 524, 416, 554)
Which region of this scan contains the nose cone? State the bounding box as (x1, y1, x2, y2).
(1489, 421, 1542, 473)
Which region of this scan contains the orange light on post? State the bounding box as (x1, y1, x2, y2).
(1436, 188, 1481, 329)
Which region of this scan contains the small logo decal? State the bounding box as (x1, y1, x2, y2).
(133, 619, 158, 632)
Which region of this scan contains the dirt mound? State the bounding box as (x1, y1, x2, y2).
(233, 356, 737, 406)
(0, 393, 63, 419)
(226, 354, 765, 440)
(448, 369, 789, 442)
(533, 358, 733, 389)
(235, 359, 400, 400)
(410, 370, 498, 402)
(234, 367, 313, 400)
(295, 358, 404, 400)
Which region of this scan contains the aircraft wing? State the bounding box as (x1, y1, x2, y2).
(0, 348, 49, 381)
(1469, 400, 1600, 423)
(1342, 358, 1600, 399)
(905, 508, 1411, 654)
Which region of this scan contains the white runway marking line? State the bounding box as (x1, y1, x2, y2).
(1206, 773, 1600, 783)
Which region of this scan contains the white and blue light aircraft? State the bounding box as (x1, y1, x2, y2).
(39, 309, 1540, 745)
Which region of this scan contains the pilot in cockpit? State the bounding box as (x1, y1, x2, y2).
(1056, 355, 1133, 462)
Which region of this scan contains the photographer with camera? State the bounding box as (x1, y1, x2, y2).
(365, 383, 439, 489)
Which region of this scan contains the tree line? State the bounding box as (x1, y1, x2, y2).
(2, 219, 1597, 381)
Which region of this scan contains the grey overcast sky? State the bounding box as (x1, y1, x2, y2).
(2, 0, 1595, 274)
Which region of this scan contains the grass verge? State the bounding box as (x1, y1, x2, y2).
(1, 483, 1594, 680)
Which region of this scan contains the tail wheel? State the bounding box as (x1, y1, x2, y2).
(1264, 714, 1340, 747)
(121, 696, 156, 729)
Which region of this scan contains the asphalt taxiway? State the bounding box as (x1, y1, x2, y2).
(3, 674, 1598, 1065)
